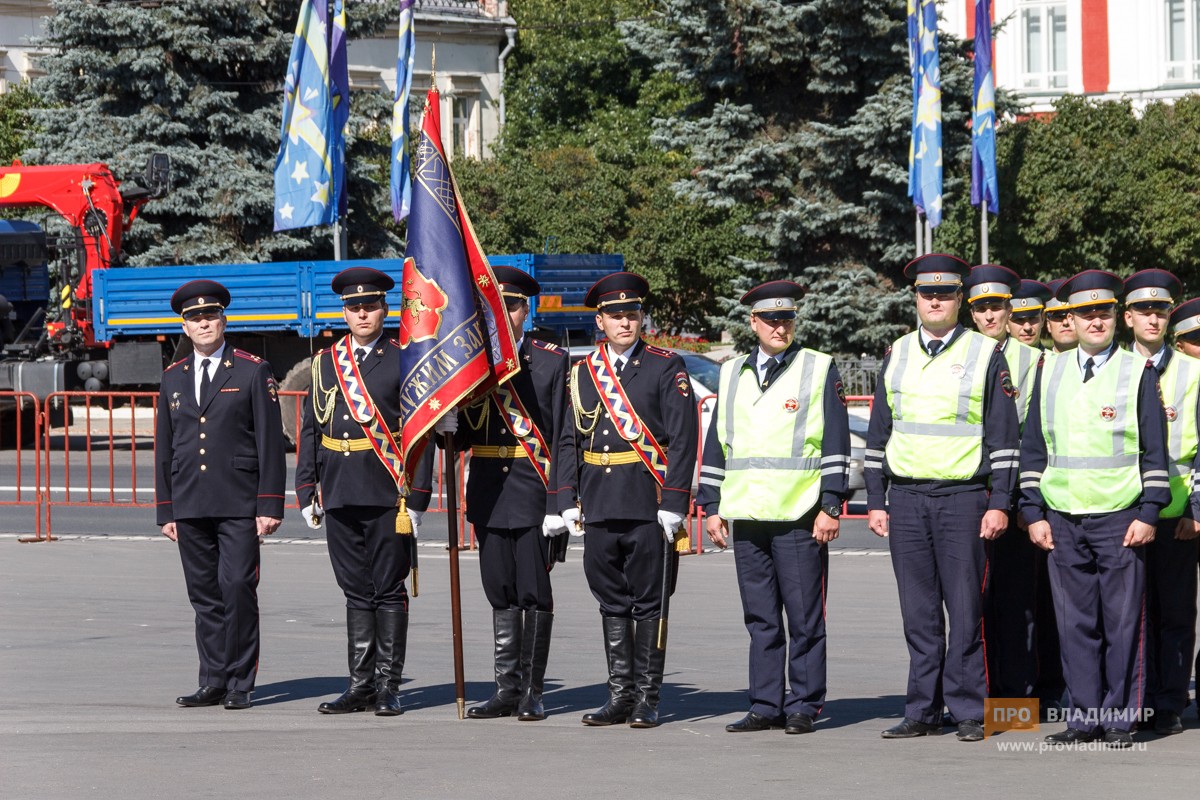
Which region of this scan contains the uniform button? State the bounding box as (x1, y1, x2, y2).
(200, 433, 206, 439)
(199, 448, 206, 455)
(602, 429, 609, 435)
(343, 414, 350, 421)
(603, 445, 610, 452)
(200, 464, 207, 471)
(605, 467, 612, 474)
(343, 432, 350, 439)
(502, 466, 509, 473)
(199, 416, 206, 424)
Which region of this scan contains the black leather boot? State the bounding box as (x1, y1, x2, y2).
(517, 609, 553, 721)
(629, 618, 665, 728)
(318, 608, 377, 714)
(582, 616, 636, 726)
(374, 608, 408, 716)
(467, 608, 523, 719)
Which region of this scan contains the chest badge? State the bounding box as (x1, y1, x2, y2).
(949, 364, 965, 379)
(170, 391, 181, 411)
(1165, 405, 1178, 422)
(1100, 405, 1116, 421)
(783, 398, 799, 413)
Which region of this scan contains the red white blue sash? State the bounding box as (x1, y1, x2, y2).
(332, 335, 405, 488)
(491, 384, 551, 488)
(585, 347, 668, 486)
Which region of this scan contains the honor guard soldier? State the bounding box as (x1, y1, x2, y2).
(461, 266, 577, 722)
(1044, 278, 1078, 354)
(866, 254, 1019, 743)
(1019, 270, 1171, 747)
(155, 280, 286, 710)
(295, 267, 435, 717)
(1008, 279, 1052, 347)
(1123, 270, 1200, 735)
(965, 266, 1054, 707)
(571, 272, 698, 729)
(697, 281, 850, 735)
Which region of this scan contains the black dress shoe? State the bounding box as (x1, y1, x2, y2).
(176, 686, 227, 707)
(223, 690, 251, 710)
(1154, 710, 1183, 736)
(881, 718, 943, 739)
(784, 713, 815, 735)
(318, 686, 377, 714)
(956, 720, 984, 742)
(725, 711, 784, 732)
(1044, 727, 1098, 744)
(1103, 728, 1133, 747)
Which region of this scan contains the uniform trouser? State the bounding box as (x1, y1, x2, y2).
(476, 524, 553, 611)
(1034, 548, 1066, 707)
(1046, 506, 1146, 733)
(175, 517, 260, 692)
(732, 518, 828, 719)
(583, 519, 674, 620)
(325, 505, 410, 611)
(1145, 516, 1198, 715)
(985, 520, 1040, 698)
(887, 486, 988, 725)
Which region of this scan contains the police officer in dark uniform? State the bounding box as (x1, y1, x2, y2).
(295, 267, 435, 717)
(1122, 270, 1200, 735)
(1008, 279, 1052, 348)
(1020, 270, 1171, 747)
(697, 280, 850, 735)
(461, 266, 577, 722)
(866, 254, 1019, 743)
(155, 280, 285, 710)
(572, 272, 698, 729)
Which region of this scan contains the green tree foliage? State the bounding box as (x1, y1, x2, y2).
(621, 0, 1002, 354)
(0, 83, 42, 166)
(23, 0, 398, 266)
(453, 0, 762, 334)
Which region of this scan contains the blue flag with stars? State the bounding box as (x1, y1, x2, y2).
(971, 0, 999, 215)
(274, 0, 349, 231)
(391, 0, 416, 223)
(908, 0, 943, 227)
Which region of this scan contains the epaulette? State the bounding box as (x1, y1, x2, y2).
(233, 348, 263, 363)
(1037, 352, 1046, 368)
(532, 340, 562, 354)
(643, 344, 673, 358)
(389, 338, 401, 348)
(884, 345, 893, 357)
(993, 341, 1004, 354)
(164, 357, 188, 372)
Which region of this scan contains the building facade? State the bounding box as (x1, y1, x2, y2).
(0, 0, 516, 159)
(943, 0, 1200, 113)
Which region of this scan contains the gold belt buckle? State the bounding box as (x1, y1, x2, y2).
(340, 440, 351, 454)
(600, 452, 610, 466)
(498, 445, 510, 459)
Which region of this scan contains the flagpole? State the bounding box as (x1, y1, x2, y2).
(333, 221, 346, 261)
(924, 219, 933, 254)
(915, 212, 923, 257)
(441, 432, 467, 719)
(980, 205, 989, 264)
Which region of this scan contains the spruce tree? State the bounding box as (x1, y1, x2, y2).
(622, 0, 987, 354)
(25, 0, 398, 266)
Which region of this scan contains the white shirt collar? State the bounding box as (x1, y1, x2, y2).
(1078, 343, 1116, 373)
(353, 336, 382, 357)
(193, 342, 225, 372)
(606, 343, 631, 367)
(919, 325, 958, 350)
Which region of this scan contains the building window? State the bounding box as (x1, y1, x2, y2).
(451, 93, 480, 159)
(1020, 2, 1068, 90)
(1166, 0, 1200, 81)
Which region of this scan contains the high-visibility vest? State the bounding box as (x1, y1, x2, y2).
(1002, 337, 1040, 429)
(1159, 351, 1200, 519)
(1038, 348, 1144, 513)
(882, 330, 993, 480)
(715, 349, 830, 520)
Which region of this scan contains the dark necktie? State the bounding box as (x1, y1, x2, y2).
(199, 358, 211, 405)
(927, 340, 943, 357)
(1083, 357, 1095, 383)
(356, 347, 368, 365)
(763, 357, 783, 388)
(616, 358, 625, 376)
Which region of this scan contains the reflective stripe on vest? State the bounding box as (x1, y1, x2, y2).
(1039, 348, 1142, 514)
(1002, 337, 1040, 428)
(883, 330, 991, 480)
(1160, 352, 1200, 518)
(715, 349, 830, 520)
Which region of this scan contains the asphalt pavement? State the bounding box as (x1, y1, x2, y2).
(3, 512, 1194, 800)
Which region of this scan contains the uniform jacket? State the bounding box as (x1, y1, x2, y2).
(155, 346, 286, 524)
(457, 337, 578, 528)
(571, 339, 698, 522)
(295, 337, 432, 513)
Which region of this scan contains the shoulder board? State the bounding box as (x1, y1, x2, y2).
(1037, 352, 1046, 367)
(389, 338, 400, 348)
(165, 357, 188, 372)
(884, 345, 892, 358)
(532, 340, 561, 354)
(643, 344, 673, 358)
(993, 341, 1004, 354)
(233, 349, 263, 363)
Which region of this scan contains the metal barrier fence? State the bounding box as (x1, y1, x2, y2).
(0, 392, 44, 541)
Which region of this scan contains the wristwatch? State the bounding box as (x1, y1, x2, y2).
(822, 503, 842, 519)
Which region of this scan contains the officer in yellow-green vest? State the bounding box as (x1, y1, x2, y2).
(697, 280, 850, 736)
(964, 265, 1057, 709)
(1122, 270, 1200, 736)
(1008, 279, 1052, 348)
(1171, 299, 1200, 707)
(866, 253, 1019, 744)
(1019, 270, 1171, 748)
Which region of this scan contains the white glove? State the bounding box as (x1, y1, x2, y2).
(407, 507, 423, 536)
(434, 409, 458, 435)
(657, 509, 684, 542)
(303, 500, 324, 530)
(542, 514, 569, 538)
(562, 506, 584, 537)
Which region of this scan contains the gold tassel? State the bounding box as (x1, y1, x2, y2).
(395, 496, 412, 535)
(674, 529, 691, 554)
